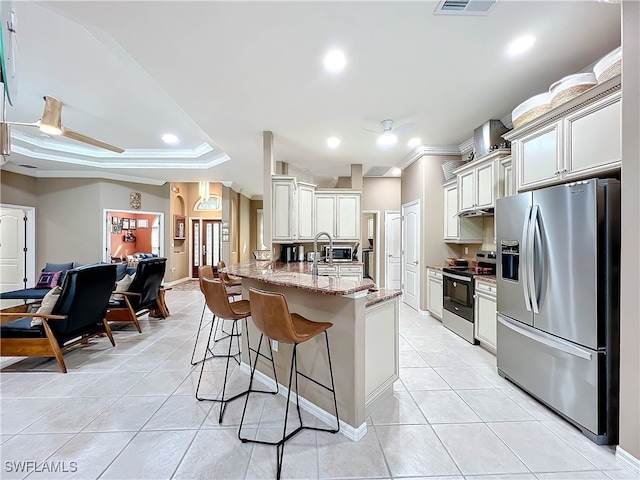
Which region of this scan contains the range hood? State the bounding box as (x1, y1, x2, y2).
(473, 119, 508, 160)
(459, 207, 494, 217)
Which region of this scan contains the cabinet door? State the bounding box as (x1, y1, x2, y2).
(501, 158, 513, 197)
(315, 195, 336, 237)
(475, 161, 495, 208)
(564, 93, 621, 179)
(272, 180, 296, 240)
(517, 122, 562, 191)
(298, 184, 315, 240)
(336, 194, 360, 240)
(458, 170, 476, 211)
(443, 183, 459, 240)
(475, 286, 497, 352)
(427, 273, 443, 320)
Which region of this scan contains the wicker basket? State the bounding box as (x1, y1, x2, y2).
(512, 92, 551, 128)
(441, 160, 465, 181)
(594, 46, 621, 83)
(549, 72, 597, 108)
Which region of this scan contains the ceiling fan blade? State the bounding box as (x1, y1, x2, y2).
(62, 129, 124, 154)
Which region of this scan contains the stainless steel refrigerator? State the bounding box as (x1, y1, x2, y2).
(496, 178, 620, 445)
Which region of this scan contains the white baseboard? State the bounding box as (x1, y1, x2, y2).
(165, 277, 191, 287)
(239, 362, 367, 442)
(615, 445, 640, 473)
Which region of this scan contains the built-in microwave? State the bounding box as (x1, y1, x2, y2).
(323, 245, 353, 262)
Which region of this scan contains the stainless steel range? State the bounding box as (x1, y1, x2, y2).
(442, 251, 496, 344)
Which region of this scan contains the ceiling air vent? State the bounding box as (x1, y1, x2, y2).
(434, 0, 496, 15)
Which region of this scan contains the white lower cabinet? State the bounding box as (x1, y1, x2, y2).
(474, 280, 497, 353)
(338, 264, 363, 281)
(315, 264, 363, 280)
(426, 269, 443, 320)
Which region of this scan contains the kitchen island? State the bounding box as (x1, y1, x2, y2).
(226, 260, 401, 440)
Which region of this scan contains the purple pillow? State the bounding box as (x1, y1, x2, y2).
(35, 271, 61, 289)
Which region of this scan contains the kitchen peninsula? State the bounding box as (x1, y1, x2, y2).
(226, 260, 401, 439)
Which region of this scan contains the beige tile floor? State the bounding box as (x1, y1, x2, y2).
(0, 288, 637, 480)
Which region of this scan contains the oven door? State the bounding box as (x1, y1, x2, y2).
(442, 272, 474, 323)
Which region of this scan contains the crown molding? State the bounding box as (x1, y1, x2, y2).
(11, 129, 218, 160)
(1, 162, 168, 186)
(10, 143, 231, 170)
(397, 144, 462, 171)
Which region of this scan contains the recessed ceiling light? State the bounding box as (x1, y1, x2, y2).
(507, 35, 535, 56)
(323, 49, 347, 74)
(377, 133, 397, 147)
(407, 137, 422, 148)
(162, 133, 179, 145)
(327, 136, 341, 149)
(390, 167, 402, 176)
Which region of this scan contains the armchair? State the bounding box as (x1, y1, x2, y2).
(0, 264, 118, 373)
(106, 257, 168, 333)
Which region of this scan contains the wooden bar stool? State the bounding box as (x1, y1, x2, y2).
(239, 287, 340, 479)
(195, 278, 278, 423)
(190, 265, 242, 366)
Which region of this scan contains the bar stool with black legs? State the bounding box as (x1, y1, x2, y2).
(239, 287, 340, 480)
(195, 278, 278, 423)
(190, 265, 243, 366)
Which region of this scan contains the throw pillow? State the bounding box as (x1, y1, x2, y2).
(44, 262, 74, 286)
(31, 286, 63, 327)
(113, 273, 134, 300)
(35, 271, 62, 289)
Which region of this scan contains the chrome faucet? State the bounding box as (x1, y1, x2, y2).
(312, 231, 333, 276)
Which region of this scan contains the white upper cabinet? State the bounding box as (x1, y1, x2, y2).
(314, 191, 361, 241)
(297, 182, 316, 240)
(506, 77, 621, 192)
(500, 156, 513, 197)
(454, 149, 507, 214)
(443, 180, 483, 244)
(314, 194, 336, 236)
(336, 194, 360, 240)
(563, 92, 621, 179)
(272, 176, 298, 241)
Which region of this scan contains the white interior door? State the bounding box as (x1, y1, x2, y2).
(0, 208, 26, 309)
(385, 212, 401, 289)
(402, 201, 420, 311)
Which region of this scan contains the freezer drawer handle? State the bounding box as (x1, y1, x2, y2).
(498, 316, 593, 361)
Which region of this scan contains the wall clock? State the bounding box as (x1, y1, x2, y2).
(0, 2, 18, 106)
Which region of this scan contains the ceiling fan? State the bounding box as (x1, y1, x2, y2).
(2, 95, 125, 154)
(365, 119, 413, 147)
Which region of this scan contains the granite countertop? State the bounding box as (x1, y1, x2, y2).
(365, 288, 402, 307)
(226, 260, 375, 296)
(474, 275, 497, 285)
(426, 265, 446, 271)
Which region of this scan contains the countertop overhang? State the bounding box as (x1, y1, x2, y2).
(226, 260, 375, 296)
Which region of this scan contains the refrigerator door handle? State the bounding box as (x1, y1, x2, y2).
(529, 205, 540, 314)
(521, 206, 532, 312)
(498, 316, 593, 361)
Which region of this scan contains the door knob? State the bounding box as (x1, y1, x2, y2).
(413, 261, 419, 265)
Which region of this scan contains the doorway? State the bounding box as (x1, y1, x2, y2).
(191, 218, 222, 278)
(361, 210, 380, 283)
(402, 200, 420, 311)
(0, 205, 36, 310)
(385, 211, 401, 290)
(103, 209, 164, 264)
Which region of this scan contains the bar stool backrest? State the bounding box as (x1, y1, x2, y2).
(249, 288, 300, 344)
(198, 265, 214, 294)
(201, 277, 242, 320)
(217, 261, 233, 286)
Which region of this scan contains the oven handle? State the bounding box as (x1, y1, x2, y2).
(442, 272, 472, 283)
